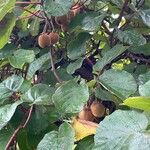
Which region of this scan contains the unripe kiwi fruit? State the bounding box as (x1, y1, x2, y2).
(90, 101, 105, 118)
(38, 33, 51, 48)
(49, 32, 59, 45)
(78, 108, 94, 121)
(55, 15, 68, 25)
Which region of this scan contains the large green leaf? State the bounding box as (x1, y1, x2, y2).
(94, 44, 128, 71)
(138, 71, 150, 85)
(27, 53, 50, 79)
(0, 126, 14, 150)
(116, 29, 146, 46)
(8, 49, 35, 69)
(75, 135, 94, 150)
(139, 80, 150, 97)
(123, 97, 150, 111)
(29, 17, 40, 36)
(0, 0, 16, 21)
(99, 69, 137, 99)
(0, 75, 24, 100)
(70, 12, 106, 31)
(67, 32, 91, 60)
(22, 84, 55, 105)
(43, 0, 73, 16)
(0, 101, 22, 130)
(0, 13, 16, 49)
(67, 57, 84, 74)
(37, 122, 75, 150)
(52, 80, 89, 115)
(94, 110, 150, 150)
(139, 9, 150, 27)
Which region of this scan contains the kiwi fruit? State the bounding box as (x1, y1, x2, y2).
(55, 15, 68, 25)
(38, 33, 51, 48)
(49, 32, 59, 45)
(78, 108, 94, 121)
(90, 101, 105, 118)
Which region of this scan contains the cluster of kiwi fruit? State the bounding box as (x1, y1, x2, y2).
(38, 32, 59, 48)
(78, 100, 106, 122)
(55, 3, 80, 32)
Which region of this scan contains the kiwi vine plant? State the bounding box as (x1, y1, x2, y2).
(0, 0, 150, 150)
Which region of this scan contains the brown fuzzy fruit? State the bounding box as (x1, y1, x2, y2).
(55, 15, 68, 25)
(90, 101, 105, 118)
(49, 32, 59, 45)
(61, 24, 68, 32)
(78, 108, 94, 121)
(38, 33, 51, 48)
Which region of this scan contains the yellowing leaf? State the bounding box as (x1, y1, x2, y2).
(71, 118, 98, 141)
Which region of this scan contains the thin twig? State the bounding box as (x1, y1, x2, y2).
(71, 0, 89, 10)
(49, 47, 63, 83)
(16, 1, 42, 5)
(5, 105, 34, 150)
(16, 6, 45, 19)
(110, 0, 129, 47)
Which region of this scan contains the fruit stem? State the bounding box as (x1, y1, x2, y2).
(49, 48, 63, 83)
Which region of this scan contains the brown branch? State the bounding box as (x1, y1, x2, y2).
(17, 10, 40, 20)
(49, 48, 63, 83)
(110, 0, 129, 47)
(71, 0, 89, 10)
(5, 105, 34, 150)
(16, 1, 42, 5)
(16, 6, 45, 19)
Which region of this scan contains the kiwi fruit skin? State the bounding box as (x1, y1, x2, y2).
(55, 15, 68, 25)
(90, 101, 105, 118)
(49, 32, 59, 45)
(38, 33, 51, 48)
(78, 108, 94, 121)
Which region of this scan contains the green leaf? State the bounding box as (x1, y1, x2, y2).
(138, 71, 150, 85)
(94, 44, 128, 71)
(29, 17, 40, 36)
(75, 135, 94, 150)
(52, 80, 89, 115)
(22, 84, 55, 105)
(37, 122, 75, 150)
(67, 57, 84, 74)
(70, 12, 106, 31)
(139, 9, 150, 27)
(99, 69, 137, 99)
(116, 29, 146, 46)
(139, 80, 150, 97)
(123, 97, 150, 111)
(0, 0, 16, 21)
(0, 13, 16, 49)
(0, 101, 22, 130)
(67, 32, 91, 60)
(8, 49, 35, 69)
(0, 75, 24, 100)
(0, 126, 14, 150)
(27, 53, 50, 79)
(94, 110, 150, 150)
(43, 0, 74, 16)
